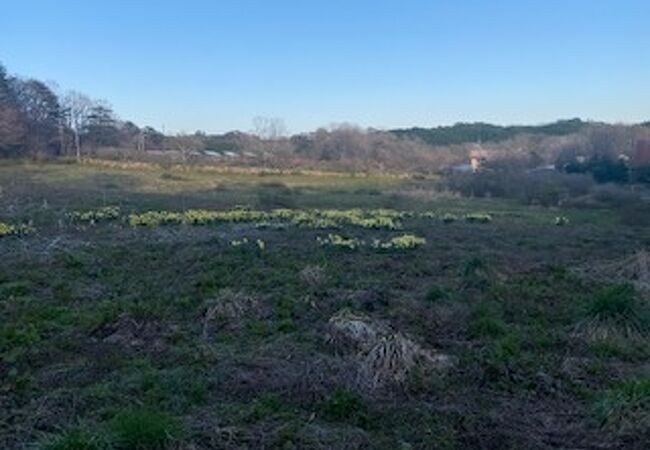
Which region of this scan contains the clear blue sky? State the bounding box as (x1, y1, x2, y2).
(3, 0, 649, 133)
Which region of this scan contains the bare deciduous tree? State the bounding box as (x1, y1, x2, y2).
(251, 116, 289, 166)
(173, 132, 204, 162)
(61, 91, 93, 161)
(252, 116, 287, 140)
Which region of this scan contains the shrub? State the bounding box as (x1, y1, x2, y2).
(588, 155, 630, 184)
(447, 170, 594, 206)
(633, 165, 650, 184)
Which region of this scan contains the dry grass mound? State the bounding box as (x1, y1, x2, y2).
(92, 314, 169, 351)
(327, 309, 390, 352)
(203, 289, 260, 337)
(327, 309, 452, 389)
(362, 333, 452, 387)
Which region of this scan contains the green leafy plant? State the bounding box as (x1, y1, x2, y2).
(0, 221, 33, 237)
(317, 233, 363, 250)
(371, 234, 426, 250)
(70, 206, 121, 224)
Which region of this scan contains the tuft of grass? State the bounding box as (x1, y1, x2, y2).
(587, 284, 637, 318)
(594, 377, 650, 431)
(579, 284, 649, 339)
(320, 388, 367, 426)
(109, 408, 183, 450)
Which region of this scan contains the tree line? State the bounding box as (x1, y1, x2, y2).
(1, 60, 649, 178)
(0, 62, 164, 159)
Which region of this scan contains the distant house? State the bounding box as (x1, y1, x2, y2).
(634, 140, 650, 166)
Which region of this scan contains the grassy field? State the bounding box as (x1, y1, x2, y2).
(1, 161, 649, 449)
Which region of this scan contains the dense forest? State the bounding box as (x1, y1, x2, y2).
(392, 118, 588, 146)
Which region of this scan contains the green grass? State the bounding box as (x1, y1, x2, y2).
(40, 409, 184, 450)
(0, 161, 649, 449)
(109, 408, 183, 450)
(468, 302, 508, 339)
(594, 377, 650, 431)
(580, 284, 650, 338)
(40, 427, 112, 450)
(320, 388, 368, 426)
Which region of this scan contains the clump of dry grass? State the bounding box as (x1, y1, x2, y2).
(327, 309, 452, 389)
(203, 289, 259, 337)
(362, 333, 452, 387)
(300, 264, 328, 287)
(327, 309, 389, 352)
(93, 313, 169, 351)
